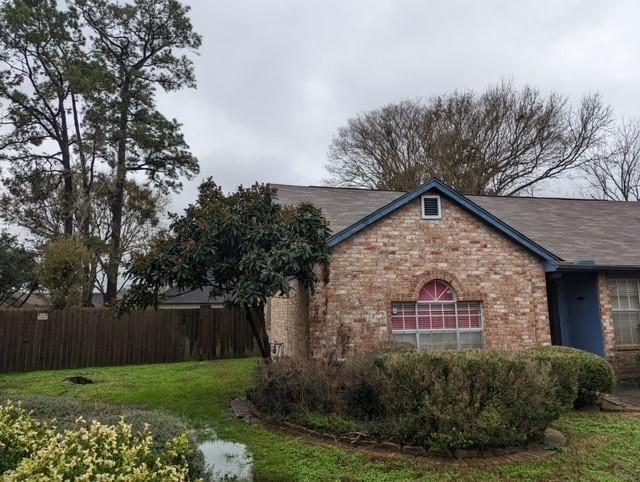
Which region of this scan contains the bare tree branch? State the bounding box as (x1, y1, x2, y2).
(326, 82, 613, 195)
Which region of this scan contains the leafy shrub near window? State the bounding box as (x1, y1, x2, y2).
(529, 345, 616, 407)
(374, 351, 560, 453)
(251, 350, 562, 454)
(0, 400, 203, 481)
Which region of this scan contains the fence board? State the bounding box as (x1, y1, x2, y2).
(0, 307, 258, 373)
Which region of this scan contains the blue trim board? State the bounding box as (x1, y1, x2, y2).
(328, 178, 560, 262)
(544, 262, 640, 273)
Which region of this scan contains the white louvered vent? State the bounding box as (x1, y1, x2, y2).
(421, 195, 441, 219)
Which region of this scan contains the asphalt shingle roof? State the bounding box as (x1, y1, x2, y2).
(271, 183, 640, 267)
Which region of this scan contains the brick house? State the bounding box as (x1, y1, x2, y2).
(266, 179, 640, 381)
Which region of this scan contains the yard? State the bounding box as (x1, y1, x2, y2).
(1, 359, 639, 481)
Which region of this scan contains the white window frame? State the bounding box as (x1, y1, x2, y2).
(421, 194, 442, 219)
(610, 278, 640, 346)
(392, 300, 485, 350)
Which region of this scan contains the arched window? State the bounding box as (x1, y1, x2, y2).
(391, 280, 484, 350)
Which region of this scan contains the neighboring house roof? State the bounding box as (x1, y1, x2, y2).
(1, 292, 48, 308)
(13, 290, 225, 308)
(161, 287, 226, 305)
(271, 181, 640, 268)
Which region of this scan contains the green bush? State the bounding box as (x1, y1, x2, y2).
(529, 346, 616, 407)
(336, 354, 385, 420)
(5, 418, 196, 481)
(250, 358, 336, 415)
(0, 397, 206, 480)
(0, 401, 53, 474)
(251, 350, 562, 454)
(376, 351, 560, 453)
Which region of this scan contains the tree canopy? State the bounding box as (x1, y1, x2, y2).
(119, 182, 331, 359)
(0, 231, 37, 306)
(584, 119, 640, 201)
(327, 82, 613, 195)
(38, 236, 94, 309)
(0, 0, 200, 303)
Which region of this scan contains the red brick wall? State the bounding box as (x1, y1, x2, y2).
(308, 196, 551, 358)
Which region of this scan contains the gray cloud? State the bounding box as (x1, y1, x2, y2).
(157, 0, 640, 211)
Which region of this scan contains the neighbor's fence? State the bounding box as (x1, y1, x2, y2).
(0, 307, 258, 373)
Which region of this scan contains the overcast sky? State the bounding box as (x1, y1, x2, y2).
(157, 0, 640, 211)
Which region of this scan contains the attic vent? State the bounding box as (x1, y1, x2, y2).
(421, 195, 441, 219)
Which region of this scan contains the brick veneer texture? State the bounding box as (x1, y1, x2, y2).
(303, 195, 552, 359)
(266, 279, 309, 358)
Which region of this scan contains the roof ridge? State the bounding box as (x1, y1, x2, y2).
(271, 183, 638, 204)
(469, 194, 640, 203)
(269, 183, 406, 193)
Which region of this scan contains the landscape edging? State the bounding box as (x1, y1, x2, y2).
(230, 398, 564, 465)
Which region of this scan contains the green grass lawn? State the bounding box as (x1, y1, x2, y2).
(1, 359, 639, 481)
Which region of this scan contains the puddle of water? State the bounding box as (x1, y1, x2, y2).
(196, 430, 253, 481)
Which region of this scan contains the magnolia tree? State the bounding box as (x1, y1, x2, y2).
(118, 182, 331, 360)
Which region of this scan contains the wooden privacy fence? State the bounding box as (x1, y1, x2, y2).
(0, 307, 258, 373)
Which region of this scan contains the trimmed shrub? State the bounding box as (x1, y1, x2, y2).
(250, 358, 337, 415)
(375, 351, 560, 453)
(336, 353, 385, 420)
(529, 346, 616, 407)
(251, 350, 562, 454)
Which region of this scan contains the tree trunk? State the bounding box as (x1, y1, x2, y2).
(71, 89, 96, 307)
(58, 95, 74, 236)
(245, 304, 272, 361)
(104, 78, 130, 304)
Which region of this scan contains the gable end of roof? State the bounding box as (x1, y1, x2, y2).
(327, 179, 560, 262)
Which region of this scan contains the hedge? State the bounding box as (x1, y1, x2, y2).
(529, 345, 616, 407)
(251, 350, 562, 454)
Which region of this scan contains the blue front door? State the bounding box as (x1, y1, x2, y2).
(549, 272, 605, 357)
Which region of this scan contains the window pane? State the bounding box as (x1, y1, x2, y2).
(614, 280, 640, 310)
(443, 304, 456, 329)
(613, 311, 640, 345)
(457, 302, 482, 329)
(459, 331, 484, 349)
(419, 331, 458, 350)
(609, 279, 640, 345)
(391, 303, 417, 330)
(393, 333, 418, 347)
(417, 304, 431, 329)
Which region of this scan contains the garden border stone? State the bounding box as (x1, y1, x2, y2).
(231, 398, 564, 466)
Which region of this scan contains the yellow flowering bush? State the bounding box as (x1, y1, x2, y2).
(1, 401, 201, 481)
(0, 401, 53, 473)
